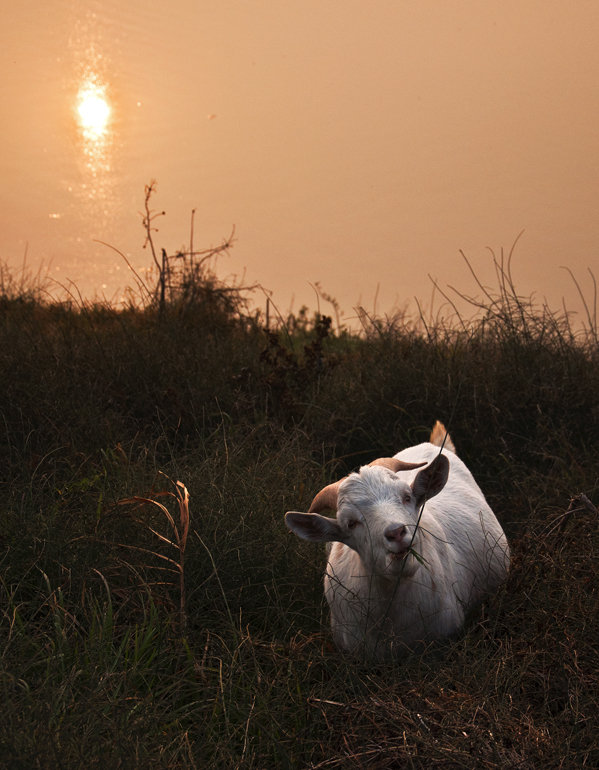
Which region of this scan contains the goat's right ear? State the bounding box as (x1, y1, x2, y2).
(411, 454, 449, 506)
(285, 512, 346, 543)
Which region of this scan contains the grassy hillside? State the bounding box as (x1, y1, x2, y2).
(1, 255, 598, 768)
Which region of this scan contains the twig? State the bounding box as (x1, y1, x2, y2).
(93, 239, 152, 303)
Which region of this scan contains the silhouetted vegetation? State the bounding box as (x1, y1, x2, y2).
(1, 235, 598, 768)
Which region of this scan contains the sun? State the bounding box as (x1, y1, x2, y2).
(76, 82, 111, 137)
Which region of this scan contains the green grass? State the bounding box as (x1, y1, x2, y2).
(1, 249, 599, 768)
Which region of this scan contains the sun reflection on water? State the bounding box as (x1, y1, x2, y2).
(77, 80, 111, 139)
(74, 71, 114, 214)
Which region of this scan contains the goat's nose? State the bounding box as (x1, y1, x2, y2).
(384, 524, 407, 542)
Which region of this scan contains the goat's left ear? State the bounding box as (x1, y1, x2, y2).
(411, 454, 449, 506)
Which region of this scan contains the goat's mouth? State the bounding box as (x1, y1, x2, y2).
(383, 546, 418, 577)
(386, 547, 409, 563)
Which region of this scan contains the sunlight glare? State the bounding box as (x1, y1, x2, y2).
(77, 82, 111, 138)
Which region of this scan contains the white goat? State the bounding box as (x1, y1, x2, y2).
(285, 422, 510, 660)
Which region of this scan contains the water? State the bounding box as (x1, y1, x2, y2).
(2, 1, 599, 323)
(2, 1, 211, 298)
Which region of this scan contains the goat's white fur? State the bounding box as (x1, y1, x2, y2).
(285, 422, 510, 660)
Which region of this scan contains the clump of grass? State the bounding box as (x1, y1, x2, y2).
(138, 179, 255, 322)
(0, 252, 51, 306)
(1, 230, 599, 767)
(102, 474, 191, 634)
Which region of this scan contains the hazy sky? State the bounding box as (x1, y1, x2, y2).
(2, 0, 598, 323)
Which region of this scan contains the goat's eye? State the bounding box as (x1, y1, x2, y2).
(402, 493, 412, 505)
(347, 519, 360, 530)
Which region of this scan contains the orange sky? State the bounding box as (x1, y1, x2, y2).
(1, 1, 598, 325)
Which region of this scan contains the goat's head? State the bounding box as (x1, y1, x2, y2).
(285, 455, 449, 578)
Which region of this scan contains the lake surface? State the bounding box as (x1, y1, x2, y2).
(2, 1, 599, 325)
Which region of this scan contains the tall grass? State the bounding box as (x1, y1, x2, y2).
(1, 241, 598, 767)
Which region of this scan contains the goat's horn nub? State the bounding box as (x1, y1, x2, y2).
(309, 480, 344, 513)
(369, 458, 427, 473)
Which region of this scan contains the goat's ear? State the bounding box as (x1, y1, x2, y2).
(411, 454, 449, 506)
(285, 512, 346, 543)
